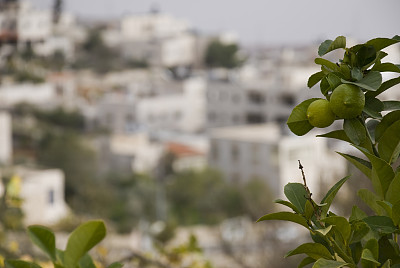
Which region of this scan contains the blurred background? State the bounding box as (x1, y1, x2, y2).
(0, 0, 399, 267)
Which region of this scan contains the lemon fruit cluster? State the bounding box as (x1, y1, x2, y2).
(306, 84, 365, 128)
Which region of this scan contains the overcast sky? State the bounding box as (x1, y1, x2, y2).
(30, 0, 400, 46)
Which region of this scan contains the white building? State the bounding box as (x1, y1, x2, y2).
(0, 83, 59, 107)
(137, 77, 206, 133)
(121, 12, 190, 42)
(0, 112, 12, 165)
(278, 134, 347, 199)
(16, 167, 70, 225)
(208, 124, 347, 198)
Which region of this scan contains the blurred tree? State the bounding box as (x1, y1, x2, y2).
(205, 40, 243, 69)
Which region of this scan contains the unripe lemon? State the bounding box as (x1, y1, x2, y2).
(329, 84, 365, 119)
(306, 99, 336, 128)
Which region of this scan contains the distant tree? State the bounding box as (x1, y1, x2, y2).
(205, 39, 243, 68)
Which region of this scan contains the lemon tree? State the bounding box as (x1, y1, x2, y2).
(261, 35, 400, 268)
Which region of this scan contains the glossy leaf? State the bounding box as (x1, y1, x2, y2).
(305, 200, 315, 221)
(378, 120, 400, 164)
(256, 212, 309, 228)
(366, 37, 400, 51)
(385, 172, 400, 205)
(392, 201, 400, 226)
(375, 110, 400, 142)
(364, 238, 379, 259)
(356, 45, 376, 69)
(274, 199, 300, 213)
(383, 101, 400, 111)
(4, 260, 42, 268)
(366, 76, 400, 98)
(320, 77, 331, 95)
(349, 205, 368, 222)
(320, 176, 349, 218)
(285, 243, 333, 260)
(337, 152, 372, 179)
(315, 225, 333, 236)
(298, 257, 316, 268)
(317, 130, 350, 143)
(318, 36, 346, 56)
(354, 146, 394, 198)
(284, 183, 308, 214)
(376, 200, 392, 218)
(351, 67, 363, 81)
(287, 98, 319, 136)
(64, 220, 106, 268)
(326, 73, 342, 90)
(308, 71, 325, 88)
(361, 248, 380, 265)
(350, 221, 370, 243)
(363, 97, 383, 119)
(363, 216, 397, 235)
(78, 254, 96, 268)
(311, 259, 348, 268)
(380, 260, 391, 268)
(321, 216, 351, 242)
(27, 225, 56, 261)
(371, 62, 400, 73)
(315, 58, 339, 72)
(341, 71, 382, 91)
(357, 189, 385, 215)
(343, 119, 366, 145)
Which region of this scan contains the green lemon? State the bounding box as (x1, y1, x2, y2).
(329, 84, 365, 119)
(307, 99, 336, 128)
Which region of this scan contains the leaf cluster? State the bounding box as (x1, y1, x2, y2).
(260, 36, 400, 268)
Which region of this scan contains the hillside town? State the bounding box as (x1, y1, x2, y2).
(0, 1, 400, 267)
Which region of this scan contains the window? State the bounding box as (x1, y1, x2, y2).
(246, 113, 265, 123)
(248, 91, 265, 104)
(48, 189, 55, 205)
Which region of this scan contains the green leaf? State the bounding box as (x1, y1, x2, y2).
(351, 68, 363, 81)
(326, 73, 342, 90)
(308, 71, 325, 88)
(343, 119, 366, 145)
(378, 120, 400, 164)
(305, 200, 315, 221)
(354, 145, 394, 198)
(366, 76, 400, 98)
(311, 259, 348, 268)
(285, 243, 333, 260)
(337, 152, 372, 179)
(383, 101, 400, 111)
(378, 236, 400, 266)
(363, 97, 383, 119)
(317, 130, 350, 143)
(318, 36, 346, 56)
(64, 220, 106, 268)
(357, 189, 385, 215)
(371, 62, 400, 73)
(78, 254, 96, 268)
(320, 176, 349, 218)
(366, 119, 379, 143)
(356, 45, 376, 69)
(27, 225, 56, 262)
(274, 199, 300, 213)
(392, 201, 400, 226)
(350, 205, 368, 222)
(315, 58, 339, 72)
(361, 248, 380, 265)
(364, 238, 379, 259)
(350, 221, 370, 243)
(350, 242, 363, 264)
(315, 225, 333, 236)
(363, 216, 397, 235)
(284, 183, 308, 214)
(376, 200, 392, 218)
(256, 212, 309, 228)
(366, 37, 400, 52)
(320, 77, 331, 96)
(107, 263, 124, 268)
(341, 71, 382, 91)
(4, 260, 42, 268)
(385, 172, 400, 205)
(380, 260, 391, 268)
(339, 64, 351, 80)
(287, 99, 319, 136)
(375, 110, 400, 142)
(321, 216, 351, 243)
(298, 257, 315, 268)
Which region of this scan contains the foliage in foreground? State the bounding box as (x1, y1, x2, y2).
(258, 35, 400, 267)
